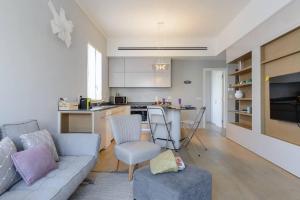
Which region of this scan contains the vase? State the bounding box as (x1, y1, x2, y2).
(235, 90, 244, 99)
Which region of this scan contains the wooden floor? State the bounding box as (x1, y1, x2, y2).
(93, 124, 300, 200)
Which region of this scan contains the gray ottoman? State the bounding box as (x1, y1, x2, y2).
(133, 165, 212, 200)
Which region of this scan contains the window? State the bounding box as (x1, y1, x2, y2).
(87, 44, 102, 100)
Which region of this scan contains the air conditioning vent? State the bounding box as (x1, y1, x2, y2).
(118, 46, 208, 51)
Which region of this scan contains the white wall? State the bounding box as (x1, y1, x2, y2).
(225, 0, 300, 177)
(0, 0, 107, 133)
(217, 0, 293, 54)
(106, 0, 294, 57)
(111, 59, 226, 121)
(226, 0, 300, 63)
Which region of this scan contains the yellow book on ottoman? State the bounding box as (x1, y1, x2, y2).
(150, 150, 178, 175)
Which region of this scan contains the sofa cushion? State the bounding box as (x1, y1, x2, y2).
(20, 129, 59, 161)
(11, 144, 57, 185)
(115, 141, 161, 165)
(0, 156, 95, 200)
(1, 120, 39, 151)
(0, 137, 21, 195)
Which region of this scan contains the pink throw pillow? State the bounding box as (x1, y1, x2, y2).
(11, 144, 57, 185)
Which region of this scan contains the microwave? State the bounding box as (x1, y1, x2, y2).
(114, 96, 128, 105)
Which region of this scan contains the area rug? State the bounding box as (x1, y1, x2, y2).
(70, 173, 133, 200)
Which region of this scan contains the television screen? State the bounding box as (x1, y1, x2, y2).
(269, 72, 300, 123)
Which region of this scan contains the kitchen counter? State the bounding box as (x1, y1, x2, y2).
(163, 105, 197, 110)
(58, 105, 125, 112)
(58, 105, 130, 150)
(147, 105, 197, 150)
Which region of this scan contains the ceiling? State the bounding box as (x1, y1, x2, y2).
(172, 51, 226, 61)
(76, 0, 250, 39)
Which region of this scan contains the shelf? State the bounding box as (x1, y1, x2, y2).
(235, 98, 252, 101)
(230, 122, 252, 130)
(229, 110, 252, 117)
(229, 83, 252, 88)
(229, 66, 252, 76)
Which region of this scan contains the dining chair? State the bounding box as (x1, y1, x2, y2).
(181, 106, 207, 151)
(109, 114, 161, 181)
(147, 105, 177, 150)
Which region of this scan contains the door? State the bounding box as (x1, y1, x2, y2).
(211, 71, 224, 127)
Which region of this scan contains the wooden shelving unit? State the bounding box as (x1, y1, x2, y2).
(228, 52, 252, 130)
(236, 98, 252, 101)
(229, 83, 252, 88)
(229, 110, 252, 117)
(230, 122, 252, 130)
(229, 66, 252, 76)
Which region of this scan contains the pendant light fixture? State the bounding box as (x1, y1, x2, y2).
(153, 22, 169, 71)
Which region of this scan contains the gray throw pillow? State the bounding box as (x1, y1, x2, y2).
(20, 129, 59, 161)
(0, 137, 21, 195)
(1, 120, 39, 151)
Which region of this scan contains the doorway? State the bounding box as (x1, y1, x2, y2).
(203, 68, 226, 129)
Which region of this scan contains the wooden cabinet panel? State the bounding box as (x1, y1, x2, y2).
(262, 28, 300, 63)
(97, 106, 130, 150)
(94, 111, 107, 150)
(262, 27, 300, 146)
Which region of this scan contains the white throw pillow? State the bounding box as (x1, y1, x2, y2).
(20, 129, 59, 161)
(0, 137, 21, 195)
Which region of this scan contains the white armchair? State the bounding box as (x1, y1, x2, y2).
(109, 114, 161, 181)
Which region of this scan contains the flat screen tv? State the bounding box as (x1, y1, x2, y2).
(269, 72, 300, 124)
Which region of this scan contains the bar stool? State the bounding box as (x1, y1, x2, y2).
(147, 106, 176, 150)
(181, 106, 207, 151)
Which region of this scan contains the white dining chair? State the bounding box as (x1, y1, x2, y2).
(147, 106, 177, 150)
(181, 106, 207, 151)
(109, 114, 161, 181)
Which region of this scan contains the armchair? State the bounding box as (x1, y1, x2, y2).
(109, 115, 161, 181)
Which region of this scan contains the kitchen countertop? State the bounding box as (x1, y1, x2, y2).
(58, 105, 129, 112)
(164, 105, 197, 110)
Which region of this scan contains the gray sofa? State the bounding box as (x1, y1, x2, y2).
(0, 120, 100, 200)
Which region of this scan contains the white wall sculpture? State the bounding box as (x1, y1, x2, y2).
(48, 0, 74, 48)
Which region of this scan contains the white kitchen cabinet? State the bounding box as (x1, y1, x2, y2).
(154, 72, 171, 87)
(109, 58, 125, 73)
(125, 73, 155, 87)
(109, 73, 124, 87)
(125, 58, 156, 72)
(109, 57, 171, 88)
(109, 58, 125, 87)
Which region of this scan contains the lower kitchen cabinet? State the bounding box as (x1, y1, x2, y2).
(58, 106, 130, 150)
(98, 106, 130, 149)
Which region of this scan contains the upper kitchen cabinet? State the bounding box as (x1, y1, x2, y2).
(109, 57, 172, 88)
(109, 57, 125, 87)
(125, 58, 157, 72)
